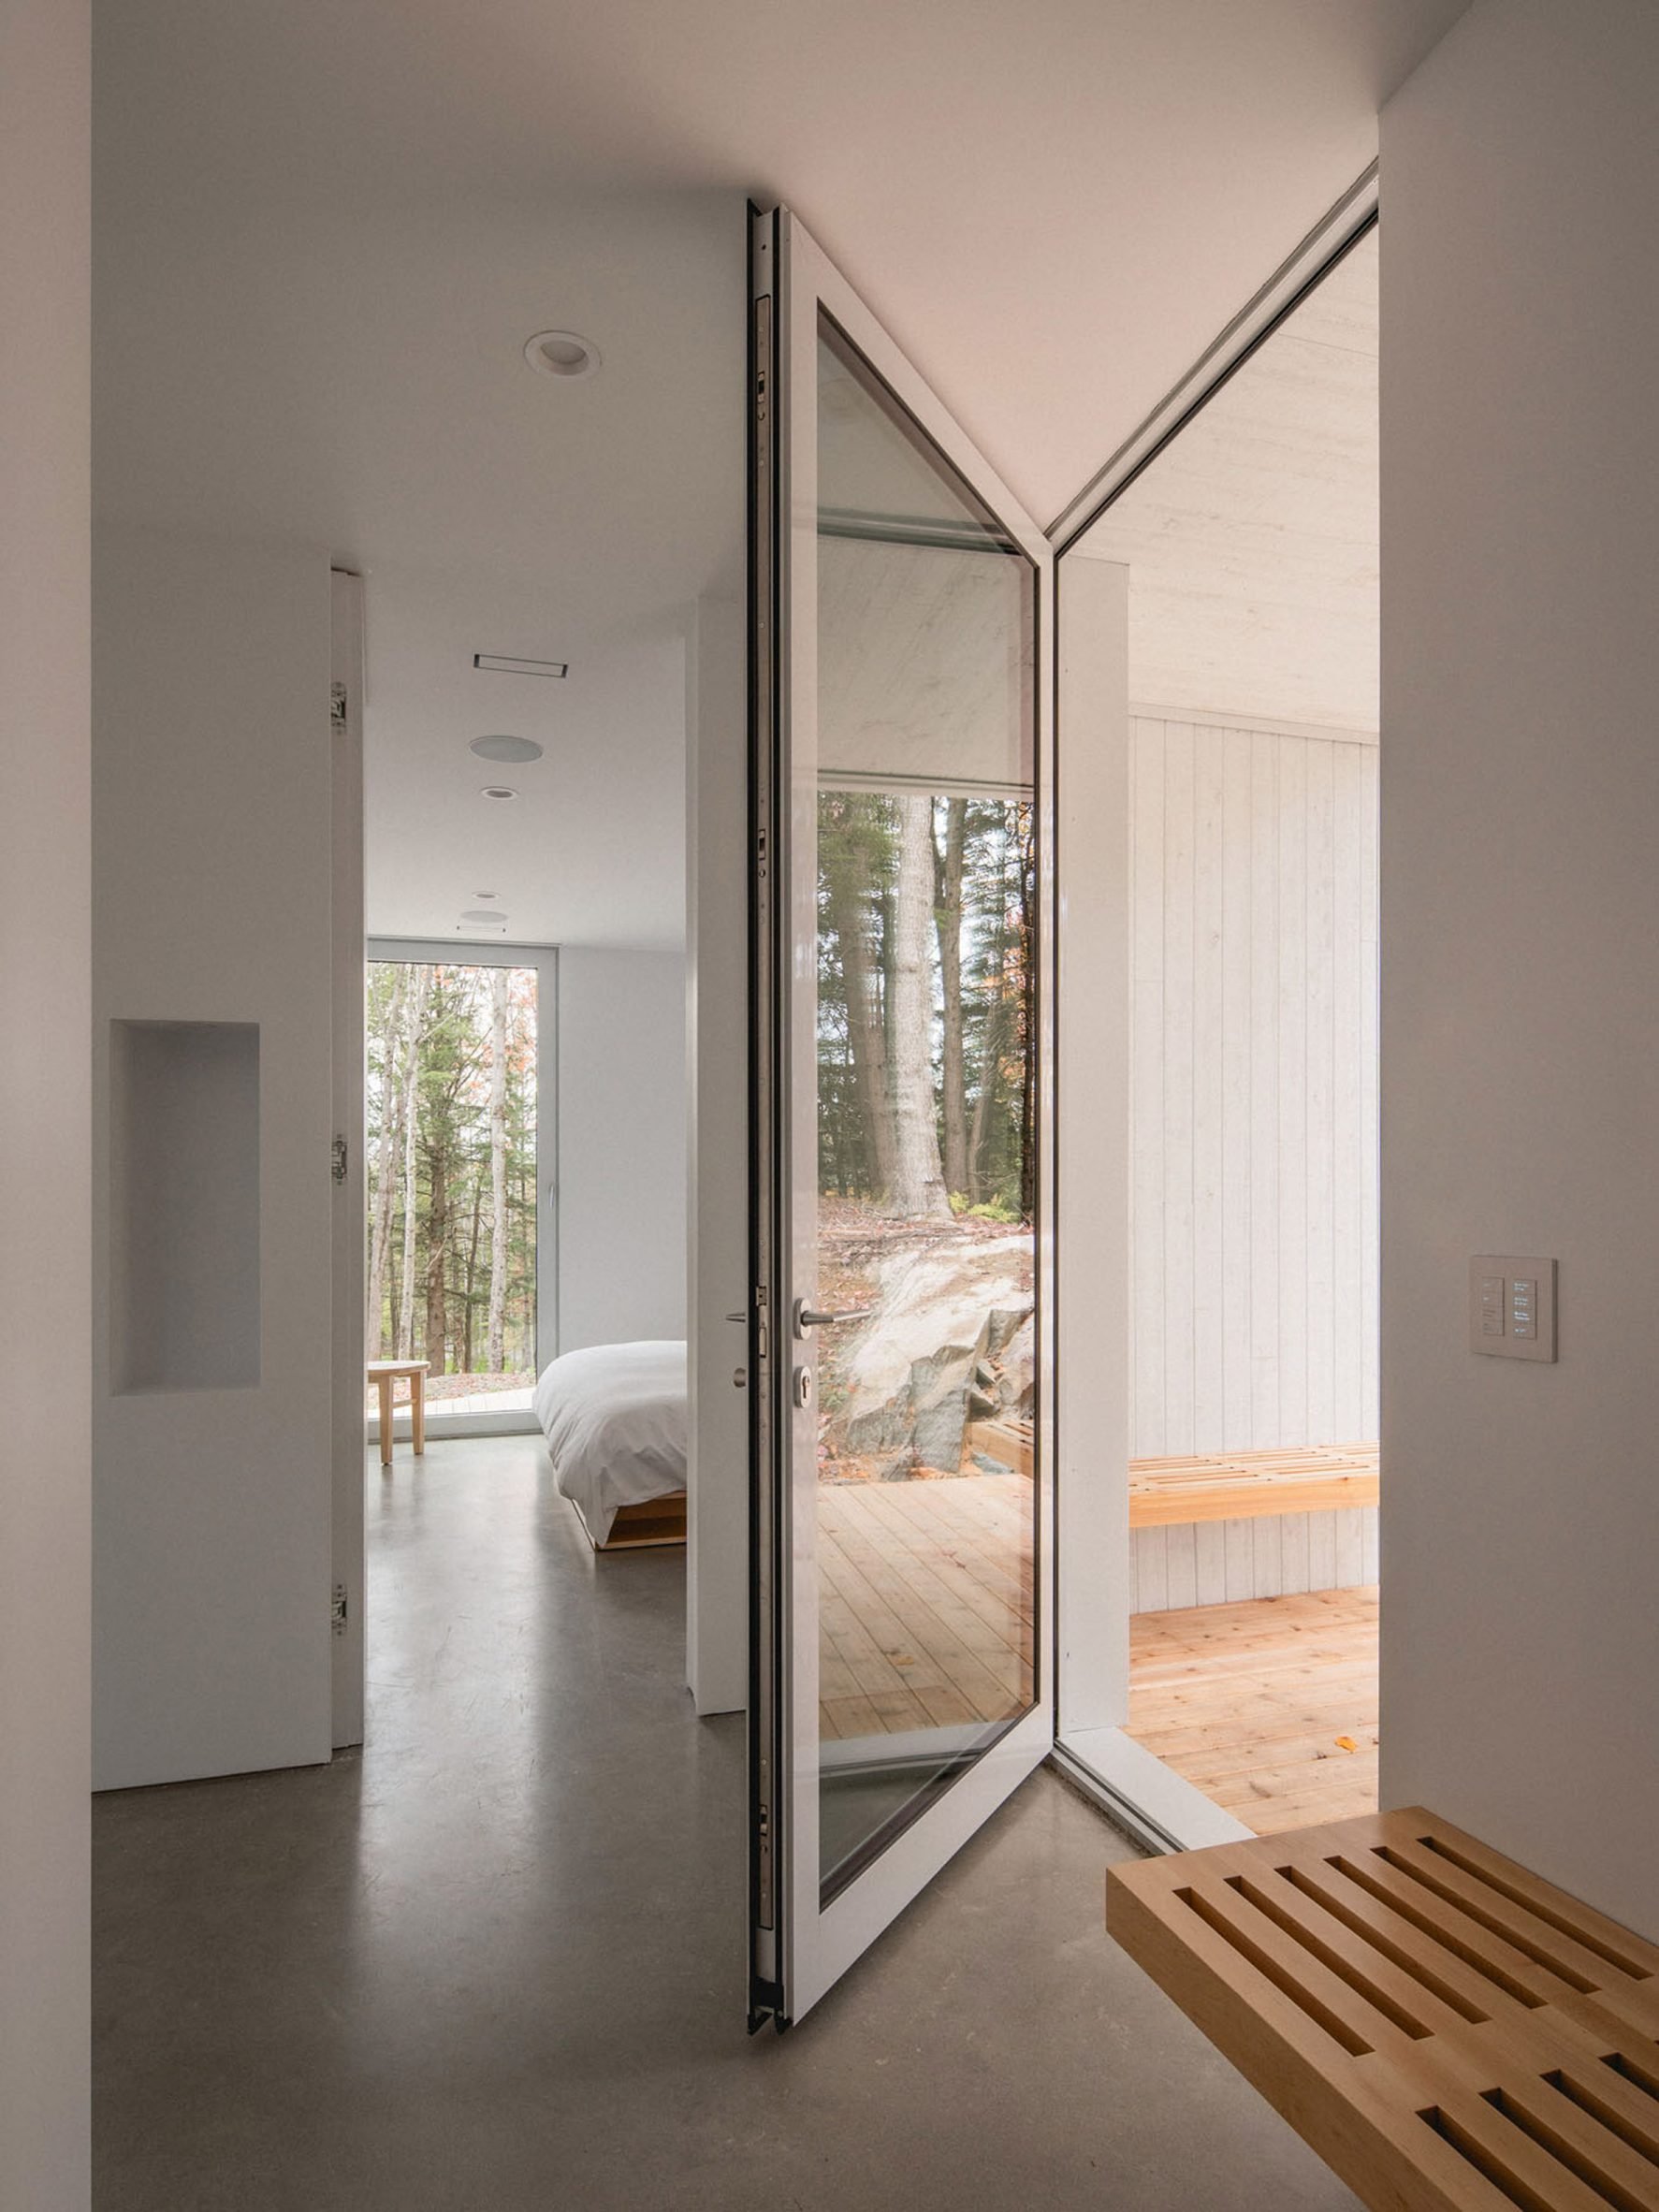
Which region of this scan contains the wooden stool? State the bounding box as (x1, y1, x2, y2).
(367, 1359, 429, 1466)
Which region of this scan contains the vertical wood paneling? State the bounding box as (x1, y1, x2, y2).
(1276, 734, 1310, 1447)
(1164, 1522, 1199, 1611)
(1248, 732, 1282, 1445)
(1161, 722, 1196, 1456)
(1128, 713, 1380, 1611)
(1192, 727, 1227, 1451)
(1360, 747, 1381, 1442)
(1332, 743, 1365, 1438)
(1130, 725, 1165, 1457)
(1130, 1505, 1382, 1615)
(1194, 1521, 1228, 1607)
(1303, 739, 1336, 1447)
(1220, 735, 1254, 1445)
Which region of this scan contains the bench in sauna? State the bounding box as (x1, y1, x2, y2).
(1107, 1806, 1659, 2211)
(963, 1424, 1380, 1527)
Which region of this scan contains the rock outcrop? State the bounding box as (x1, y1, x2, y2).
(836, 1230, 1033, 1478)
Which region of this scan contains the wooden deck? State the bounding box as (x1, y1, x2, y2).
(816, 1474, 1033, 1742)
(1128, 1587, 1379, 1835)
(810, 1475, 1379, 1837)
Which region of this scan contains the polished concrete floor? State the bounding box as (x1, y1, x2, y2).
(95, 1437, 1360, 2210)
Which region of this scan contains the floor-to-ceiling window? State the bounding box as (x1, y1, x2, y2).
(365, 942, 554, 1433)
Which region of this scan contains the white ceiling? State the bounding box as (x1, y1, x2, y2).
(95, 0, 1460, 943)
(1078, 227, 1379, 733)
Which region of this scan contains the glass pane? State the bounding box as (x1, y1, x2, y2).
(365, 962, 538, 1420)
(813, 318, 1038, 1900)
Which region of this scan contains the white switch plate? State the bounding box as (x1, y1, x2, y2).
(1470, 1255, 1557, 1361)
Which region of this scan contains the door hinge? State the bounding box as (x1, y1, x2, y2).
(331, 1581, 349, 1637)
(330, 680, 348, 735)
(331, 1134, 349, 1184)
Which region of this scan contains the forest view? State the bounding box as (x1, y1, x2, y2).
(815, 790, 1037, 1486)
(365, 961, 537, 1408)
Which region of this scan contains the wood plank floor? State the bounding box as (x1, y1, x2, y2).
(816, 1474, 1033, 1742)
(1128, 1587, 1379, 1835)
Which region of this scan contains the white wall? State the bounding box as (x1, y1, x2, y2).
(1380, 0, 1659, 1935)
(0, 0, 92, 2195)
(1130, 712, 1379, 1461)
(557, 949, 688, 1352)
(94, 523, 335, 1790)
(1128, 712, 1379, 1611)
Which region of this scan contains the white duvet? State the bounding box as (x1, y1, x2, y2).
(532, 1340, 688, 1546)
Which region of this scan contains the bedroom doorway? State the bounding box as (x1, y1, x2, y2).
(365, 940, 558, 1443)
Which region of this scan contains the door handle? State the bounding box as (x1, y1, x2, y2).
(793, 1299, 873, 1337)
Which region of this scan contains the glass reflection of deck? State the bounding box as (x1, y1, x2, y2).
(817, 1472, 1033, 1739)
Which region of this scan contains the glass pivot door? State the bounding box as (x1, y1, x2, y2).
(748, 206, 1055, 2028)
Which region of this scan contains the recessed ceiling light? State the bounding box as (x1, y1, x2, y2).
(470, 735, 545, 765)
(474, 891, 498, 900)
(459, 909, 510, 930)
(473, 653, 568, 678)
(523, 329, 601, 381)
(480, 784, 518, 802)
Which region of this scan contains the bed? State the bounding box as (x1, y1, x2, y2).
(532, 1339, 688, 1551)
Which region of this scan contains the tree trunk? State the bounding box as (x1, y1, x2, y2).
(423, 1126, 448, 1374)
(823, 802, 897, 1202)
(888, 793, 951, 1220)
(462, 1183, 482, 1375)
(364, 965, 408, 1355)
(396, 970, 428, 1358)
(934, 798, 968, 1200)
(1017, 801, 1038, 1223)
(486, 966, 510, 1370)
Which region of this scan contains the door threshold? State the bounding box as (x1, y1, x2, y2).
(1051, 1726, 1252, 1855)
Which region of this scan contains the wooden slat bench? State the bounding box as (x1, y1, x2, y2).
(1129, 1443, 1379, 1526)
(1107, 1806, 1659, 2210)
(963, 1424, 1380, 1528)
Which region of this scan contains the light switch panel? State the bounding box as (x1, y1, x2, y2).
(1470, 1256, 1557, 1361)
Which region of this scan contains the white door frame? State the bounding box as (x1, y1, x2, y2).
(330, 570, 367, 1749)
(1047, 167, 1378, 1848)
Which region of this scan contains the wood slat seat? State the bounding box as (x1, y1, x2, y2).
(1129, 1442, 1380, 1526)
(1107, 1806, 1659, 2210)
(963, 1424, 1380, 1527)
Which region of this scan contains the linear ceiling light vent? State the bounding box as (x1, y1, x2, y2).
(473, 653, 568, 678)
(470, 735, 545, 764)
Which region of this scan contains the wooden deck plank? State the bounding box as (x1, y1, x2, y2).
(815, 1474, 1034, 1740)
(1128, 1587, 1379, 1834)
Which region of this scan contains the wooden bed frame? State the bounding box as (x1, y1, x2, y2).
(569, 1490, 687, 1553)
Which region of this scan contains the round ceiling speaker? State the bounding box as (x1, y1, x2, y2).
(470, 735, 544, 765)
(459, 909, 509, 930)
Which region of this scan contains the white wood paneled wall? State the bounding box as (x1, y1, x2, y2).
(1130, 1506, 1380, 1613)
(1129, 712, 1379, 1610)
